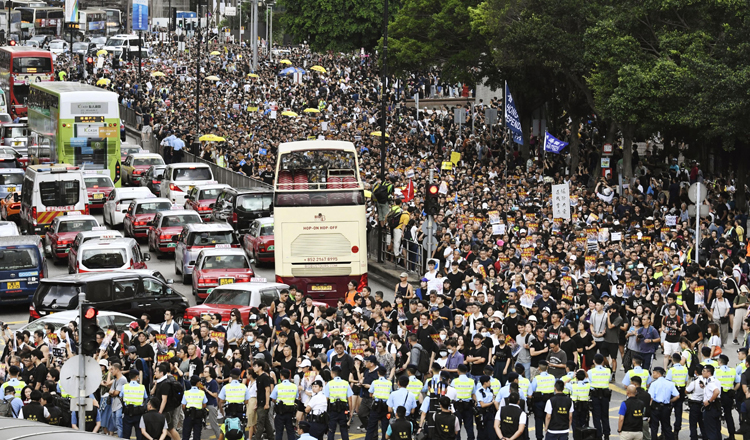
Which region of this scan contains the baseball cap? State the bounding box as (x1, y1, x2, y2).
(421, 278, 429, 282)
(129, 322, 139, 330)
(528, 315, 537, 321)
(365, 355, 378, 364)
(400, 272, 408, 278)
(300, 359, 312, 368)
(127, 345, 138, 354)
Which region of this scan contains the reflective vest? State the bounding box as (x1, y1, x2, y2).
(224, 382, 248, 403)
(59, 384, 73, 399)
(327, 379, 349, 402)
(716, 366, 736, 392)
(534, 373, 555, 395)
(701, 359, 719, 370)
(122, 382, 146, 406)
(407, 378, 423, 399)
(737, 362, 748, 374)
(590, 366, 611, 389)
(561, 373, 574, 384)
(518, 377, 530, 397)
(570, 381, 590, 402)
(453, 376, 474, 400)
(668, 365, 688, 387)
(184, 388, 206, 409)
(2, 380, 26, 399)
(628, 368, 650, 389)
(372, 378, 392, 400)
(490, 378, 501, 397)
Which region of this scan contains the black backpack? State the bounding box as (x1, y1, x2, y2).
(373, 183, 390, 203)
(686, 349, 700, 377)
(165, 376, 184, 411)
(416, 345, 430, 374)
(387, 209, 402, 230)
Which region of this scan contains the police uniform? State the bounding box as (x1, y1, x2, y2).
(494, 403, 526, 440)
(685, 376, 706, 440)
(20, 400, 48, 422)
(120, 380, 147, 440)
(666, 363, 688, 436)
(272, 379, 298, 440)
(588, 364, 612, 439)
(473, 384, 496, 440)
(565, 379, 590, 433)
(622, 366, 651, 389)
(716, 365, 737, 440)
(648, 375, 679, 440)
(365, 376, 391, 440)
(324, 377, 353, 440)
(218, 379, 250, 417)
(387, 387, 417, 416)
(527, 372, 554, 440)
(488, 377, 501, 398)
(307, 390, 329, 440)
(702, 375, 722, 440)
(545, 393, 573, 436)
(701, 359, 719, 370)
(407, 376, 424, 401)
(495, 384, 527, 413)
(1, 378, 26, 399)
(451, 374, 476, 440)
(182, 386, 207, 440)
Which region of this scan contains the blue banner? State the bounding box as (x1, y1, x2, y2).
(543, 131, 568, 154)
(505, 83, 523, 145)
(132, 0, 148, 31)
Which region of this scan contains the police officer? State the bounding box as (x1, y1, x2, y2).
(617, 385, 646, 439)
(544, 380, 573, 439)
(71, 393, 101, 432)
(560, 362, 577, 387)
(527, 360, 554, 440)
(685, 371, 706, 440)
(474, 375, 496, 440)
(297, 421, 317, 440)
(388, 375, 417, 419)
(387, 406, 413, 440)
(483, 366, 501, 397)
(451, 364, 476, 440)
(2, 365, 26, 398)
(716, 354, 738, 440)
(434, 396, 460, 440)
(495, 374, 527, 412)
(121, 370, 148, 440)
(565, 369, 590, 433)
(306, 380, 329, 440)
(141, 397, 168, 440)
(588, 353, 612, 440)
(406, 366, 424, 402)
(514, 364, 531, 400)
(367, 366, 392, 440)
(273, 368, 299, 440)
(700, 346, 719, 369)
(181, 375, 207, 440)
(702, 365, 722, 440)
(324, 366, 354, 440)
(41, 392, 63, 426)
(622, 356, 651, 389)
(494, 392, 526, 440)
(648, 366, 679, 440)
(666, 352, 688, 438)
(418, 371, 456, 437)
(218, 368, 250, 418)
(629, 376, 651, 440)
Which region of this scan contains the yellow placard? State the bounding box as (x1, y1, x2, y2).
(441, 161, 453, 170)
(364, 190, 372, 199)
(98, 127, 118, 138)
(247, 106, 258, 112)
(450, 152, 461, 164)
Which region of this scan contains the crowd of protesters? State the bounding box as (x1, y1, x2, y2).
(12, 30, 750, 440)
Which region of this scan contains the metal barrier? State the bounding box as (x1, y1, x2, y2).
(367, 226, 426, 276)
(119, 104, 138, 129)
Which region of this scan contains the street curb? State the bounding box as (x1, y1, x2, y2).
(368, 258, 420, 294)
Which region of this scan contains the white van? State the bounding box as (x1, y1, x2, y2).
(19, 164, 88, 235)
(160, 163, 215, 206)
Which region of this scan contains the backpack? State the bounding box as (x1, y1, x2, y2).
(686, 349, 700, 377)
(387, 209, 403, 230)
(416, 345, 430, 374)
(0, 398, 14, 418)
(165, 376, 184, 411)
(224, 417, 244, 440)
(373, 183, 391, 204)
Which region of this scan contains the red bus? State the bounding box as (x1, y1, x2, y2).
(0, 47, 54, 117)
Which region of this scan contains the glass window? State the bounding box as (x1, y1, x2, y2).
(110, 314, 135, 332)
(201, 255, 248, 269)
(133, 157, 164, 166)
(39, 180, 80, 207)
(260, 289, 278, 307)
(84, 177, 113, 188)
(12, 56, 52, 73)
(0, 248, 37, 270)
(57, 219, 98, 233)
(188, 230, 235, 246)
(278, 149, 357, 175)
(173, 167, 211, 181)
(38, 283, 77, 307)
(113, 280, 139, 300)
(135, 201, 172, 214)
(199, 188, 223, 200)
(161, 214, 201, 228)
(141, 278, 164, 296)
(85, 280, 111, 302)
(259, 224, 274, 236)
(205, 288, 251, 306)
(237, 194, 273, 211)
(81, 248, 126, 269)
(0, 173, 22, 185)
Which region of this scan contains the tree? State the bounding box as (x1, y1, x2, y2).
(278, 0, 395, 52)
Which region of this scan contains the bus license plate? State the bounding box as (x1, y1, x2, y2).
(219, 278, 234, 285)
(6, 282, 19, 289)
(311, 285, 332, 291)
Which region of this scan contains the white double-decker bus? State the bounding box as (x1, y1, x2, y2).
(273, 140, 367, 305)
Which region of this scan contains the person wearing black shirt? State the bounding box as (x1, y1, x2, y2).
(618, 385, 647, 437)
(529, 327, 549, 375)
(308, 326, 331, 357)
(330, 341, 354, 382)
(260, 164, 275, 185)
(417, 314, 439, 360)
(467, 334, 489, 377)
(253, 360, 274, 440)
(445, 262, 464, 290)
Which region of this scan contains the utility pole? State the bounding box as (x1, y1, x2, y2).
(377, 0, 389, 264)
(251, 0, 257, 70)
(76, 291, 86, 434)
(196, 0, 201, 138)
(268, 2, 272, 62)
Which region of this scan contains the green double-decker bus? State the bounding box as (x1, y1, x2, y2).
(27, 82, 121, 186)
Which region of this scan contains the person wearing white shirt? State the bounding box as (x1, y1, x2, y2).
(701, 365, 722, 440)
(305, 380, 328, 440)
(685, 375, 706, 440)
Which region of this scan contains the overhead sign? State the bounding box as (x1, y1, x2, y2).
(225, 6, 236, 15)
(64, 0, 78, 23)
(132, 0, 148, 31)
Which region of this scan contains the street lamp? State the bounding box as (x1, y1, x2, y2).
(266, 1, 274, 62)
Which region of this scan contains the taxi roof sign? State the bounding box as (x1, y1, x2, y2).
(65, 212, 81, 216)
(91, 226, 107, 231)
(250, 277, 267, 283)
(98, 234, 119, 240)
(215, 244, 231, 248)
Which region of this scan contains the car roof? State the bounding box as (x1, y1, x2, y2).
(161, 209, 201, 217)
(128, 153, 162, 159)
(132, 197, 171, 205)
(78, 237, 137, 250)
(168, 162, 211, 169)
(19, 309, 135, 328)
(0, 235, 41, 246)
(196, 184, 230, 191)
(75, 229, 122, 239)
(223, 187, 273, 195)
(255, 217, 274, 225)
(114, 187, 154, 195)
(184, 223, 234, 232)
(56, 214, 98, 222)
(40, 271, 146, 283)
(121, 144, 141, 149)
(210, 281, 287, 291)
(148, 165, 167, 169)
(197, 248, 248, 257)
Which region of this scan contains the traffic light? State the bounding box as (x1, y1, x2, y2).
(170, 8, 177, 31)
(8, 40, 15, 46)
(80, 305, 99, 356)
(425, 183, 440, 216)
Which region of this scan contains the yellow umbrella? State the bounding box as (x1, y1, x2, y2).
(281, 111, 298, 117)
(303, 108, 320, 113)
(151, 71, 165, 77)
(279, 59, 292, 65)
(210, 51, 221, 55)
(96, 49, 108, 56)
(205, 75, 220, 81)
(199, 134, 226, 142)
(310, 65, 326, 73)
(96, 78, 110, 86)
(247, 73, 259, 78)
(370, 131, 389, 137)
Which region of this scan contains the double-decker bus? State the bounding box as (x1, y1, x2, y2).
(78, 9, 106, 37)
(104, 9, 122, 34)
(27, 82, 121, 185)
(273, 140, 367, 304)
(17, 7, 63, 36)
(0, 47, 53, 117)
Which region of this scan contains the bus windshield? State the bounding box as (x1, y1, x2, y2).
(12, 56, 52, 73)
(279, 149, 357, 174)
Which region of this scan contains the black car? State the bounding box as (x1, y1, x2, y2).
(210, 188, 273, 232)
(141, 165, 167, 196)
(30, 270, 188, 323)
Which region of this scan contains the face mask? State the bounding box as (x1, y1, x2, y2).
(483, 332, 491, 337)
(254, 342, 260, 348)
(509, 308, 517, 314)
(247, 336, 254, 342)
(440, 334, 447, 341)
(440, 351, 448, 357)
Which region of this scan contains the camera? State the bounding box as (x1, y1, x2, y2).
(636, 334, 644, 341)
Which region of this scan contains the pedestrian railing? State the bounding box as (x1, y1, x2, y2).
(367, 226, 426, 277)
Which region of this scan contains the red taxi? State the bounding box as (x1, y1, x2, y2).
(123, 198, 173, 239)
(147, 209, 203, 256)
(122, 153, 165, 187)
(242, 217, 274, 264)
(84, 173, 115, 209)
(191, 247, 254, 301)
(120, 144, 142, 163)
(184, 184, 229, 221)
(43, 213, 100, 262)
